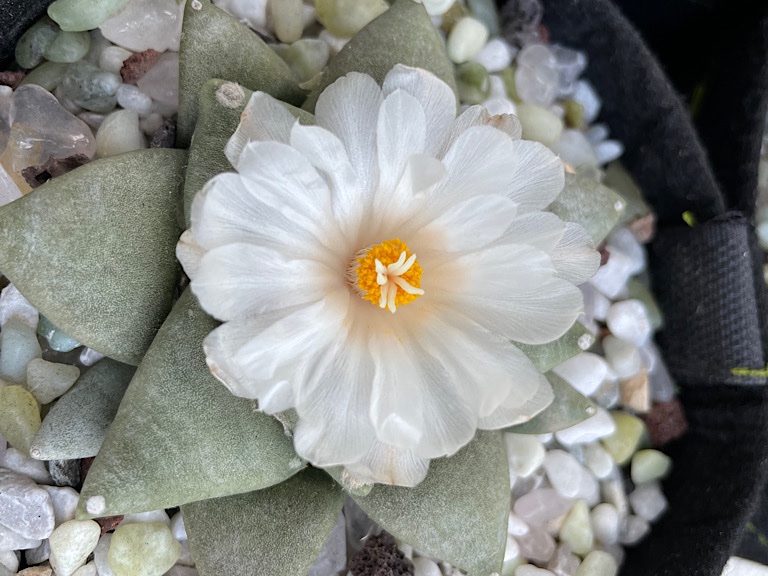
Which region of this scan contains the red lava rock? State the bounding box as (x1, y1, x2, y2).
(0, 70, 24, 88)
(628, 212, 657, 244)
(96, 515, 124, 534)
(640, 399, 689, 447)
(21, 154, 91, 189)
(598, 245, 611, 266)
(120, 49, 162, 84)
(349, 532, 414, 576)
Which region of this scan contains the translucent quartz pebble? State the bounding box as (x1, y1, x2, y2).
(575, 551, 617, 576)
(79, 347, 104, 366)
(550, 44, 587, 97)
(42, 486, 79, 526)
(0, 468, 55, 539)
(49, 520, 101, 576)
(554, 352, 609, 396)
(413, 557, 442, 576)
(648, 353, 675, 402)
(59, 61, 121, 113)
(591, 377, 620, 410)
(7, 85, 96, 172)
(93, 534, 115, 576)
(0, 284, 38, 330)
(121, 509, 171, 527)
(560, 500, 594, 555)
(169, 512, 186, 540)
(0, 447, 51, 483)
(594, 140, 624, 165)
(505, 433, 546, 477)
(48, 0, 130, 32)
(572, 80, 602, 123)
(555, 407, 616, 446)
(590, 503, 620, 544)
(447, 17, 489, 64)
(515, 565, 555, 576)
(552, 129, 599, 168)
(137, 52, 179, 109)
(606, 299, 652, 346)
(43, 30, 91, 63)
(0, 523, 41, 551)
(270, 0, 303, 43)
(99, 45, 133, 75)
(576, 467, 600, 507)
(580, 442, 615, 479)
(502, 533, 521, 575)
(543, 450, 584, 498)
(508, 513, 530, 537)
(37, 316, 81, 353)
(109, 522, 182, 576)
(619, 515, 650, 545)
(515, 103, 563, 146)
(213, 0, 268, 35)
(26, 359, 80, 405)
(315, 0, 389, 38)
(96, 109, 147, 157)
(606, 228, 646, 274)
(628, 481, 667, 522)
(517, 525, 556, 564)
(100, 0, 185, 52)
(0, 317, 43, 384)
(421, 0, 455, 16)
(548, 544, 580, 576)
(589, 250, 637, 300)
(73, 563, 98, 576)
(0, 386, 41, 454)
(601, 412, 645, 466)
(602, 336, 641, 379)
(473, 38, 512, 73)
(514, 488, 573, 527)
(15, 17, 60, 69)
(585, 123, 609, 146)
(515, 44, 558, 107)
(278, 39, 331, 84)
(0, 550, 18, 573)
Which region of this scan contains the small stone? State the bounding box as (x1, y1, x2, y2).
(588, 249, 636, 299)
(149, 119, 176, 149)
(421, 0, 455, 16)
(278, 39, 331, 84)
(42, 485, 79, 525)
(116, 84, 152, 117)
(37, 316, 81, 353)
(548, 544, 580, 576)
(0, 523, 41, 550)
(447, 17, 489, 63)
(0, 447, 51, 483)
(455, 61, 491, 104)
(552, 129, 599, 168)
(78, 347, 105, 366)
(619, 371, 652, 413)
(26, 358, 80, 405)
(59, 61, 121, 113)
(72, 562, 98, 576)
(559, 500, 593, 556)
(628, 213, 656, 244)
(600, 477, 629, 519)
(95, 515, 124, 534)
(49, 520, 101, 576)
(473, 38, 513, 73)
(270, 0, 303, 43)
(139, 112, 164, 136)
(165, 567, 199, 576)
(640, 400, 688, 447)
(121, 509, 171, 527)
(575, 551, 617, 576)
(516, 525, 556, 564)
(99, 46, 133, 75)
(594, 140, 624, 165)
(95, 109, 147, 157)
(17, 567, 52, 576)
(619, 514, 649, 545)
(515, 103, 563, 146)
(413, 557, 442, 576)
(0, 385, 41, 453)
(515, 566, 555, 576)
(508, 513, 530, 537)
(0, 550, 18, 573)
(0, 468, 55, 539)
(24, 538, 50, 563)
(502, 0, 543, 43)
(120, 49, 163, 85)
(591, 377, 621, 410)
(550, 44, 587, 97)
(628, 481, 667, 522)
(554, 352, 609, 397)
(0, 316, 43, 384)
(0, 284, 38, 330)
(576, 468, 600, 507)
(513, 488, 573, 527)
(606, 299, 652, 346)
(602, 336, 641, 379)
(572, 80, 601, 123)
(48, 0, 130, 31)
(581, 442, 615, 479)
(315, 0, 389, 38)
(555, 408, 616, 446)
(93, 533, 115, 576)
(543, 450, 585, 499)
(109, 522, 182, 576)
(590, 503, 619, 545)
(100, 0, 185, 52)
(21, 153, 91, 189)
(43, 30, 91, 63)
(15, 17, 60, 69)
(601, 411, 646, 466)
(563, 99, 585, 129)
(0, 71, 24, 89)
(18, 61, 69, 92)
(504, 433, 545, 477)
(136, 52, 179, 111)
(47, 459, 81, 488)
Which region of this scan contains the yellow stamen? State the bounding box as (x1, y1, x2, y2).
(353, 239, 424, 313)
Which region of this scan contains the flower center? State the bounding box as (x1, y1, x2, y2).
(351, 238, 424, 313)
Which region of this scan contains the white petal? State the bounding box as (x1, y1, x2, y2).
(224, 91, 297, 168)
(478, 377, 554, 429)
(551, 222, 600, 285)
(344, 441, 430, 487)
(192, 243, 337, 321)
(442, 105, 522, 156)
(498, 211, 565, 252)
(505, 139, 565, 212)
(176, 230, 205, 280)
(315, 72, 382, 195)
(368, 331, 424, 449)
(382, 64, 457, 156)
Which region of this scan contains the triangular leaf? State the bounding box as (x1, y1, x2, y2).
(505, 372, 596, 434)
(177, 0, 304, 147)
(514, 322, 596, 373)
(548, 173, 625, 244)
(352, 431, 509, 576)
(304, 0, 457, 111)
(183, 469, 344, 576)
(77, 290, 303, 518)
(30, 358, 136, 460)
(183, 79, 314, 226)
(0, 149, 186, 366)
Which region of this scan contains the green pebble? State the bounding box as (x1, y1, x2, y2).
(15, 17, 60, 69)
(455, 61, 490, 104)
(601, 411, 646, 466)
(59, 61, 121, 113)
(0, 385, 41, 454)
(278, 39, 331, 84)
(19, 61, 70, 91)
(315, 0, 389, 38)
(38, 315, 81, 353)
(515, 103, 564, 146)
(48, 0, 130, 32)
(109, 522, 181, 576)
(631, 449, 671, 484)
(563, 99, 585, 128)
(560, 500, 594, 555)
(43, 30, 91, 63)
(576, 551, 618, 576)
(498, 65, 521, 102)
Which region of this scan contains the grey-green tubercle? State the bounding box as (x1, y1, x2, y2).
(76, 290, 303, 519)
(30, 358, 136, 460)
(0, 149, 186, 366)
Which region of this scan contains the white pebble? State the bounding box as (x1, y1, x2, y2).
(93, 534, 115, 576)
(555, 407, 616, 446)
(602, 336, 642, 379)
(0, 462, 54, 542)
(24, 539, 50, 563)
(606, 228, 646, 274)
(576, 550, 617, 576)
(572, 80, 602, 123)
(473, 38, 513, 72)
(554, 352, 609, 396)
(420, 0, 455, 16)
(170, 511, 187, 541)
(73, 562, 97, 576)
(0, 550, 18, 573)
(594, 140, 624, 165)
(0, 523, 41, 550)
(507, 513, 530, 537)
(619, 514, 650, 545)
(166, 566, 200, 576)
(26, 358, 80, 405)
(96, 109, 147, 157)
(42, 486, 80, 526)
(116, 84, 153, 117)
(552, 129, 599, 168)
(601, 477, 630, 519)
(513, 488, 573, 527)
(0, 284, 38, 330)
(504, 433, 546, 478)
(590, 503, 620, 544)
(139, 112, 165, 136)
(270, 0, 303, 43)
(606, 299, 652, 346)
(0, 317, 42, 384)
(516, 525, 556, 564)
(49, 520, 101, 576)
(516, 565, 555, 576)
(628, 482, 667, 522)
(137, 52, 180, 109)
(543, 450, 584, 499)
(585, 123, 609, 146)
(100, 0, 184, 52)
(413, 556, 442, 576)
(99, 46, 133, 74)
(576, 468, 601, 506)
(580, 441, 615, 479)
(79, 347, 105, 366)
(0, 447, 52, 484)
(447, 17, 489, 64)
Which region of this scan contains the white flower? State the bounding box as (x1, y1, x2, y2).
(177, 65, 600, 487)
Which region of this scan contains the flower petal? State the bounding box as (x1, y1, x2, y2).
(478, 376, 554, 429)
(344, 441, 430, 487)
(382, 64, 457, 156)
(176, 230, 205, 280)
(551, 222, 601, 285)
(497, 211, 565, 252)
(224, 92, 297, 168)
(442, 105, 522, 156)
(192, 243, 337, 321)
(505, 139, 564, 212)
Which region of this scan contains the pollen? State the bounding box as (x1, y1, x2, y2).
(352, 238, 424, 313)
